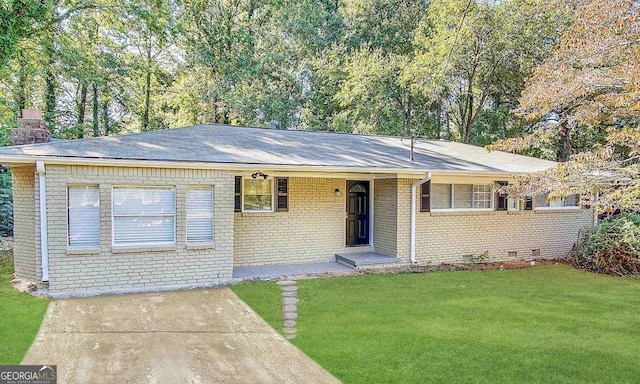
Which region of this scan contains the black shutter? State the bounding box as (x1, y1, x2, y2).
(496, 181, 508, 211)
(420, 180, 431, 212)
(234, 176, 242, 212)
(524, 196, 533, 210)
(276, 177, 288, 212)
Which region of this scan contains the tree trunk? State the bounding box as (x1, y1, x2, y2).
(405, 93, 412, 137)
(92, 84, 99, 136)
(15, 49, 28, 116)
(436, 94, 442, 139)
(76, 83, 88, 138)
(44, 39, 56, 127)
(102, 91, 110, 136)
(142, 43, 152, 131)
(463, 90, 474, 143)
(558, 120, 572, 162)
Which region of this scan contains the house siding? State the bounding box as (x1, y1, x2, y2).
(39, 165, 234, 295)
(11, 165, 39, 281)
(233, 177, 344, 266)
(395, 178, 593, 264)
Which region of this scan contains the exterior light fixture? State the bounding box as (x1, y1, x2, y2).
(335, 188, 341, 197)
(252, 172, 268, 180)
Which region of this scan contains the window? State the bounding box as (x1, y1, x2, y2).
(112, 187, 175, 246)
(420, 181, 431, 212)
(68, 185, 100, 247)
(276, 177, 289, 212)
(234, 176, 242, 212)
(186, 186, 214, 243)
(534, 193, 580, 209)
(431, 183, 452, 209)
(243, 178, 273, 212)
(431, 183, 493, 210)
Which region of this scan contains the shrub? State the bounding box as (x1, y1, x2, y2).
(0, 172, 12, 237)
(568, 213, 640, 276)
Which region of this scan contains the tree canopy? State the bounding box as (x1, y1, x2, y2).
(491, 0, 640, 215)
(0, 0, 637, 214)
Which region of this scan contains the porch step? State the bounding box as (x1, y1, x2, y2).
(335, 252, 401, 268)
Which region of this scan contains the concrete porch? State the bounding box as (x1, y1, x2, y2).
(335, 251, 401, 268)
(233, 261, 353, 279)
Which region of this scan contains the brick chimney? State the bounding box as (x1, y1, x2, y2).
(12, 109, 52, 145)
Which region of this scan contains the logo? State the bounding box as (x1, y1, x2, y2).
(0, 365, 56, 384)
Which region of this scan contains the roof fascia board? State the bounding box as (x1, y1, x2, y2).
(0, 156, 515, 177)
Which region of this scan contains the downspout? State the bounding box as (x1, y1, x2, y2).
(410, 172, 431, 264)
(36, 161, 49, 282)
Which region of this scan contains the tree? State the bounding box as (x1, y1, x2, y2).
(0, 1, 54, 69)
(492, 0, 640, 214)
(407, 0, 568, 143)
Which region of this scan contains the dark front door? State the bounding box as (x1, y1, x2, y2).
(346, 180, 370, 246)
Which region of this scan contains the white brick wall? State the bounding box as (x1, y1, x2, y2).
(11, 165, 38, 280)
(396, 178, 593, 263)
(10, 167, 594, 294)
(373, 179, 397, 256)
(39, 165, 234, 294)
(233, 177, 345, 266)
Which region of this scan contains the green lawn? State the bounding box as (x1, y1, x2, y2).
(0, 252, 49, 364)
(232, 265, 640, 384)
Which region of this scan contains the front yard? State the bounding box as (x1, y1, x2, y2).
(0, 252, 49, 364)
(232, 265, 640, 383)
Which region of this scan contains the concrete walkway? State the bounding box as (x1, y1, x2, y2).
(233, 261, 352, 279)
(22, 288, 339, 384)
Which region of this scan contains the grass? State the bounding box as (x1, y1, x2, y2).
(0, 251, 49, 364)
(232, 265, 640, 384)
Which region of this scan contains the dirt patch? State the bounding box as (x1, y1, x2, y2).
(358, 258, 567, 275)
(11, 277, 38, 294)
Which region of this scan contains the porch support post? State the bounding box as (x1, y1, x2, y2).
(410, 172, 431, 263)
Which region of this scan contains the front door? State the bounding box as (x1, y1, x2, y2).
(346, 180, 370, 246)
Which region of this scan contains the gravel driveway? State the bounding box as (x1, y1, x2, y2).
(22, 288, 339, 384)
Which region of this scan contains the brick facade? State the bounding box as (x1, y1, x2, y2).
(396, 178, 593, 264)
(13, 165, 235, 295)
(234, 177, 345, 266)
(11, 165, 38, 280)
(10, 166, 593, 295)
(373, 178, 397, 256)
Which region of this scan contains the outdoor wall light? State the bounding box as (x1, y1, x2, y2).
(335, 188, 341, 197)
(252, 172, 268, 179)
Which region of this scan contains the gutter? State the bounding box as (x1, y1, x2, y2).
(410, 172, 431, 263)
(36, 161, 49, 282)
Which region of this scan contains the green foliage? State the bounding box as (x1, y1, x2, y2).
(234, 266, 640, 383)
(0, 0, 54, 69)
(0, 0, 575, 140)
(569, 214, 640, 276)
(0, 171, 12, 237)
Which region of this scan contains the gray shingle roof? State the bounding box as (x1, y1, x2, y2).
(0, 124, 556, 174)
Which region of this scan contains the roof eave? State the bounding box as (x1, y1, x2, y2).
(0, 155, 538, 177)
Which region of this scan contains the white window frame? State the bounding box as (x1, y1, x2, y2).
(67, 184, 101, 248)
(111, 186, 177, 247)
(431, 183, 494, 212)
(241, 177, 275, 213)
(534, 193, 581, 211)
(186, 186, 214, 244)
